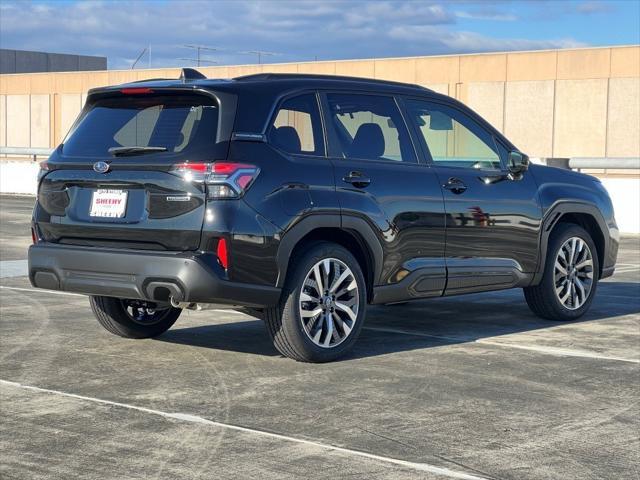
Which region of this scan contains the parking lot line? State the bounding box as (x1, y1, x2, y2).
(0, 285, 84, 297)
(364, 326, 640, 364)
(476, 340, 640, 364)
(0, 379, 489, 480)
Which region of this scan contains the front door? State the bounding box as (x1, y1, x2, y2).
(403, 98, 542, 295)
(321, 92, 446, 302)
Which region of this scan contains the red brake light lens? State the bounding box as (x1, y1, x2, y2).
(120, 88, 154, 95)
(31, 227, 38, 244)
(39, 161, 50, 171)
(216, 238, 229, 269)
(169, 162, 260, 199)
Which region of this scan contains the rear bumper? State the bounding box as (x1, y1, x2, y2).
(28, 243, 280, 308)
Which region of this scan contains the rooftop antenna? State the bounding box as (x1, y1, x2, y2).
(178, 58, 218, 66)
(131, 46, 149, 69)
(240, 50, 278, 65)
(181, 44, 218, 67)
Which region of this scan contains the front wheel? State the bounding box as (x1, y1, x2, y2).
(264, 242, 367, 362)
(89, 296, 181, 338)
(524, 224, 599, 321)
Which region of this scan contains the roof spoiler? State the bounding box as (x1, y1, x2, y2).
(180, 68, 207, 82)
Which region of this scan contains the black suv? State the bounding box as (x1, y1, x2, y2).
(29, 69, 619, 362)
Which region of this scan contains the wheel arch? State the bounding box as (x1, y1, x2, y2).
(534, 201, 608, 284)
(276, 214, 383, 302)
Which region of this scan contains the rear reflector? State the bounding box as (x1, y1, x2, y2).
(120, 88, 154, 95)
(31, 227, 37, 244)
(217, 238, 229, 269)
(169, 162, 260, 199)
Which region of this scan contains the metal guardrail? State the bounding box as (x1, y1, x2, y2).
(1, 147, 639, 170)
(569, 157, 640, 170)
(531, 157, 640, 170)
(0, 147, 54, 161)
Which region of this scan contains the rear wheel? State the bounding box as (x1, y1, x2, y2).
(524, 224, 599, 321)
(264, 242, 366, 362)
(89, 296, 181, 338)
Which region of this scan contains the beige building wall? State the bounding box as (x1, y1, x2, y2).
(606, 78, 640, 157)
(466, 82, 505, 132)
(30, 95, 50, 148)
(0, 45, 638, 160)
(554, 79, 609, 158)
(0, 95, 6, 147)
(6, 95, 30, 147)
(59, 94, 83, 140)
(504, 80, 555, 157)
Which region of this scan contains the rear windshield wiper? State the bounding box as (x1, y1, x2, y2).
(108, 146, 168, 157)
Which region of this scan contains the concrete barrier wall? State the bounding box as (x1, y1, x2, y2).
(600, 177, 640, 234)
(1, 159, 638, 233)
(1, 45, 639, 161)
(0, 160, 39, 195)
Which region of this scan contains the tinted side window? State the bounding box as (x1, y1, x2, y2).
(268, 94, 323, 156)
(326, 93, 415, 163)
(405, 99, 501, 170)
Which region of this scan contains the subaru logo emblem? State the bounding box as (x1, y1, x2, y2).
(93, 161, 110, 174)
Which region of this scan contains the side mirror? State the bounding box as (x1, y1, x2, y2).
(508, 151, 529, 175)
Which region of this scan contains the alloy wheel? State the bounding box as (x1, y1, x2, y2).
(299, 258, 359, 348)
(554, 237, 594, 310)
(120, 299, 171, 325)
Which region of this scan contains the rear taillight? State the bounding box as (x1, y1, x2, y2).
(39, 161, 50, 171)
(31, 227, 38, 244)
(170, 162, 260, 199)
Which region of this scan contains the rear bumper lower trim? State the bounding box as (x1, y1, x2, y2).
(28, 243, 280, 308)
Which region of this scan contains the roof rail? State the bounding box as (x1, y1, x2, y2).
(180, 68, 207, 82)
(234, 72, 428, 90)
(128, 77, 171, 84)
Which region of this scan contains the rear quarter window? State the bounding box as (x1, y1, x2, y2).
(267, 93, 324, 156)
(62, 94, 219, 157)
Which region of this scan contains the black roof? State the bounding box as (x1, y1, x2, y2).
(233, 72, 430, 91)
(89, 69, 431, 96)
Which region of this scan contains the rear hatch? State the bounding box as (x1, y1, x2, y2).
(36, 87, 234, 251)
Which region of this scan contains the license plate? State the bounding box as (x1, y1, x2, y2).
(90, 189, 128, 218)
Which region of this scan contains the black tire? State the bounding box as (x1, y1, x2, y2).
(264, 242, 367, 362)
(89, 296, 181, 339)
(524, 223, 599, 321)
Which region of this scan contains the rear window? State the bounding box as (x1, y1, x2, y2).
(62, 94, 219, 157)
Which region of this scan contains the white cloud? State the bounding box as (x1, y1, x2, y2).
(454, 10, 518, 22)
(0, 0, 588, 69)
(389, 25, 587, 52)
(576, 1, 614, 15)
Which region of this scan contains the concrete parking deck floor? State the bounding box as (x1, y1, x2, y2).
(1, 194, 638, 480)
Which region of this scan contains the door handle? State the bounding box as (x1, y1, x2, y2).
(443, 177, 467, 194)
(343, 171, 371, 188)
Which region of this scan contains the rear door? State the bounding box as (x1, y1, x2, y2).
(320, 91, 446, 300)
(36, 89, 232, 251)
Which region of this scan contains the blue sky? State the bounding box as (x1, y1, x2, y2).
(1, 0, 639, 69)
